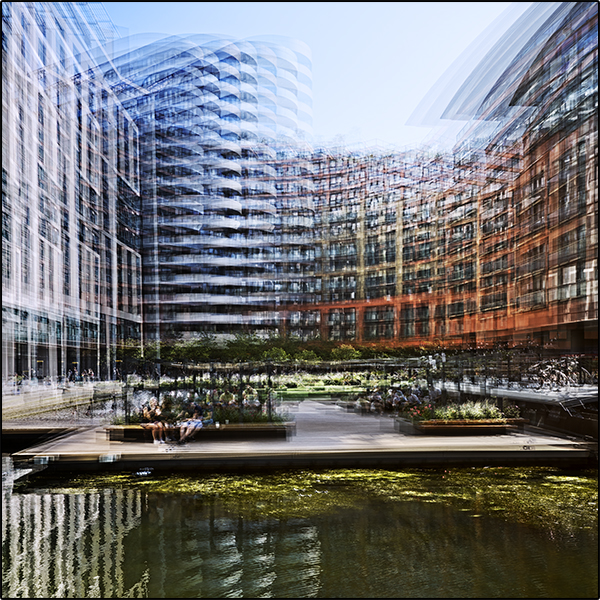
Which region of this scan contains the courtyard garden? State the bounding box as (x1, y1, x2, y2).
(104, 335, 597, 434)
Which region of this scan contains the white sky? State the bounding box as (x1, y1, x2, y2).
(102, 1, 534, 150)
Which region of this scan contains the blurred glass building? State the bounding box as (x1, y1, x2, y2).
(2, 2, 142, 382)
(2, 1, 597, 392)
(2, 4, 315, 388)
(91, 33, 314, 342)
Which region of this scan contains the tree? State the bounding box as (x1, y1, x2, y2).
(177, 335, 216, 363)
(295, 349, 320, 363)
(223, 334, 264, 362)
(262, 347, 290, 362)
(331, 344, 361, 361)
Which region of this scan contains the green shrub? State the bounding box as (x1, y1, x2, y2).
(460, 402, 486, 420)
(295, 350, 320, 362)
(331, 344, 361, 361)
(482, 403, 503, 419)
(502, 404, 521, 418)
(434, 404, 459, 420)
(261, 347, 290, 361)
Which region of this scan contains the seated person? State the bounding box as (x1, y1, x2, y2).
(243, 385, 260, 410)
(175, 400, 195, 422)
(177, 408, 204, 444)
(219, 389, 236, 406)
(141, 398, 166, 444)
(408, 389, 421, 405)
(201, 407, 214, 426)
(159, 395, 178, 441)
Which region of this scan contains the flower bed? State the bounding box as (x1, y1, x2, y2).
(398, 401, 527, 435)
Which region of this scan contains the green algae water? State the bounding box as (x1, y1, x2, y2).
(2, 460, 598, 599)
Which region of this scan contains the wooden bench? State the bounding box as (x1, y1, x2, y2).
(105, 422, 295, 443)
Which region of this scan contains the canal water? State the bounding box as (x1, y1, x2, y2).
(2, 457, 597, 599)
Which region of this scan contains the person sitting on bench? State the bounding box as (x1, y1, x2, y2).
(141, 397, 166, 444)
(178, 407, 204, 444)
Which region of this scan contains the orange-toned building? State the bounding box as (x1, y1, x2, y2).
(284, 2, 598, 354)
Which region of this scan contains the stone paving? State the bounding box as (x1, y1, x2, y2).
(7, 400, 597, 473)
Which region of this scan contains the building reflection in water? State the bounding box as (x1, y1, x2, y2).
(2, 466, 145, 597)
(2, 460, 597, 599)
(1, 469, 321, 598)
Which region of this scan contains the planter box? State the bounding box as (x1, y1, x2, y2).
(106, 422, 295, 443)
(395, 418, 418, 435)
(412, 418, 528, 436)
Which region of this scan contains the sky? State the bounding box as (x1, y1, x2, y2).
(102, 2, 534, 151)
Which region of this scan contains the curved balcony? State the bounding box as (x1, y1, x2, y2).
(169, 312, 279, 325)
(205, 197, 244, 212)
(218, 80, 241, 98)
(162, 249, 277, 267)
(203, 157, 242, 175)
(205, 176, 242, 193)
(201, 136, 242, 156)
(218, 102, 241, 118)
(238, 218, 276, 232)
(156, 183, 205, 198)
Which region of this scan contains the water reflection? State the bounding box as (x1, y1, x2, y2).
(2, 458, 598, 599)
(2, 457, 145, 597)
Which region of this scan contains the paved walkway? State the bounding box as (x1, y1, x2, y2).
(7, 400, 597, 473)
(2, 381, 119, 420)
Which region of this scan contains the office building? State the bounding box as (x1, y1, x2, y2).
(2, 2, 142, 382)
(302, 1, 597, 353)
(91, 33, 314, 341)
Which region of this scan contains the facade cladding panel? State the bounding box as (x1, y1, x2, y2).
(2, 2, 142, 382)
(91, 34, 314, 340)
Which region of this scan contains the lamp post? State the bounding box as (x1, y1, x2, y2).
(238, 364, 244, 423)
(441, 352, 447, 402)
(267, 360, 273, 422)
(457, 354, 462, 402)
(483, 352, 488, 399)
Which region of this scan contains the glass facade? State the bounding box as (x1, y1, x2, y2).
(2, 2, 142, 384)
(92, 34, 314, 340)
